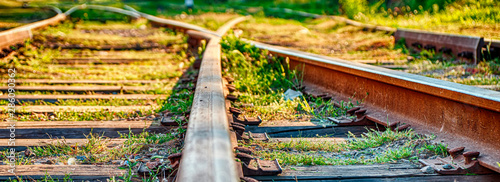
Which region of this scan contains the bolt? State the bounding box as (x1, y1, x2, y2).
(463, 151, 480, 165)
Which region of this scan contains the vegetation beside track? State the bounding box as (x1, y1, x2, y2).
(221, 35, 354, 122)
(222, 35, 450, 167)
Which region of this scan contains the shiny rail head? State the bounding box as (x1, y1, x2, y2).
(64, 4, 141, 18)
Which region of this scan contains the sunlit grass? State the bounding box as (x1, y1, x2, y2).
(249, 129, 448, 166)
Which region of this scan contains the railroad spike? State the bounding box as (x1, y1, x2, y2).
(463, 151, 480, 164)
(448, 147, 465, 159)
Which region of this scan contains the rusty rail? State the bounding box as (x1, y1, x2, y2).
(245, 40, 500, 173)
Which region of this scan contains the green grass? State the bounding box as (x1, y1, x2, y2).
(5, 108, 158, 121)
(11, 130, 179, 165)
(248, 128, 448, 166)
(221, 35, 358, 122)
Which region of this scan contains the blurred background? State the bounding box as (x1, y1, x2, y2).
(0, 0, 498, 38)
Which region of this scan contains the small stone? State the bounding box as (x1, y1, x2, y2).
(420, 166, 435, 174)
(443, 164, 453, 169)
(67, 158, 77, 165)
(283, 89, 303, 101)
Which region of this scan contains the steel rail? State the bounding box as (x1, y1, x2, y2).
(177, 16, 248, 182)
(245, 40, 500, 173)
(123, 5, 220, 37)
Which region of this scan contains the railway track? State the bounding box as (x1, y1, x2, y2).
(1, 4, 500, 182)
(1, 6, 204, 181)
